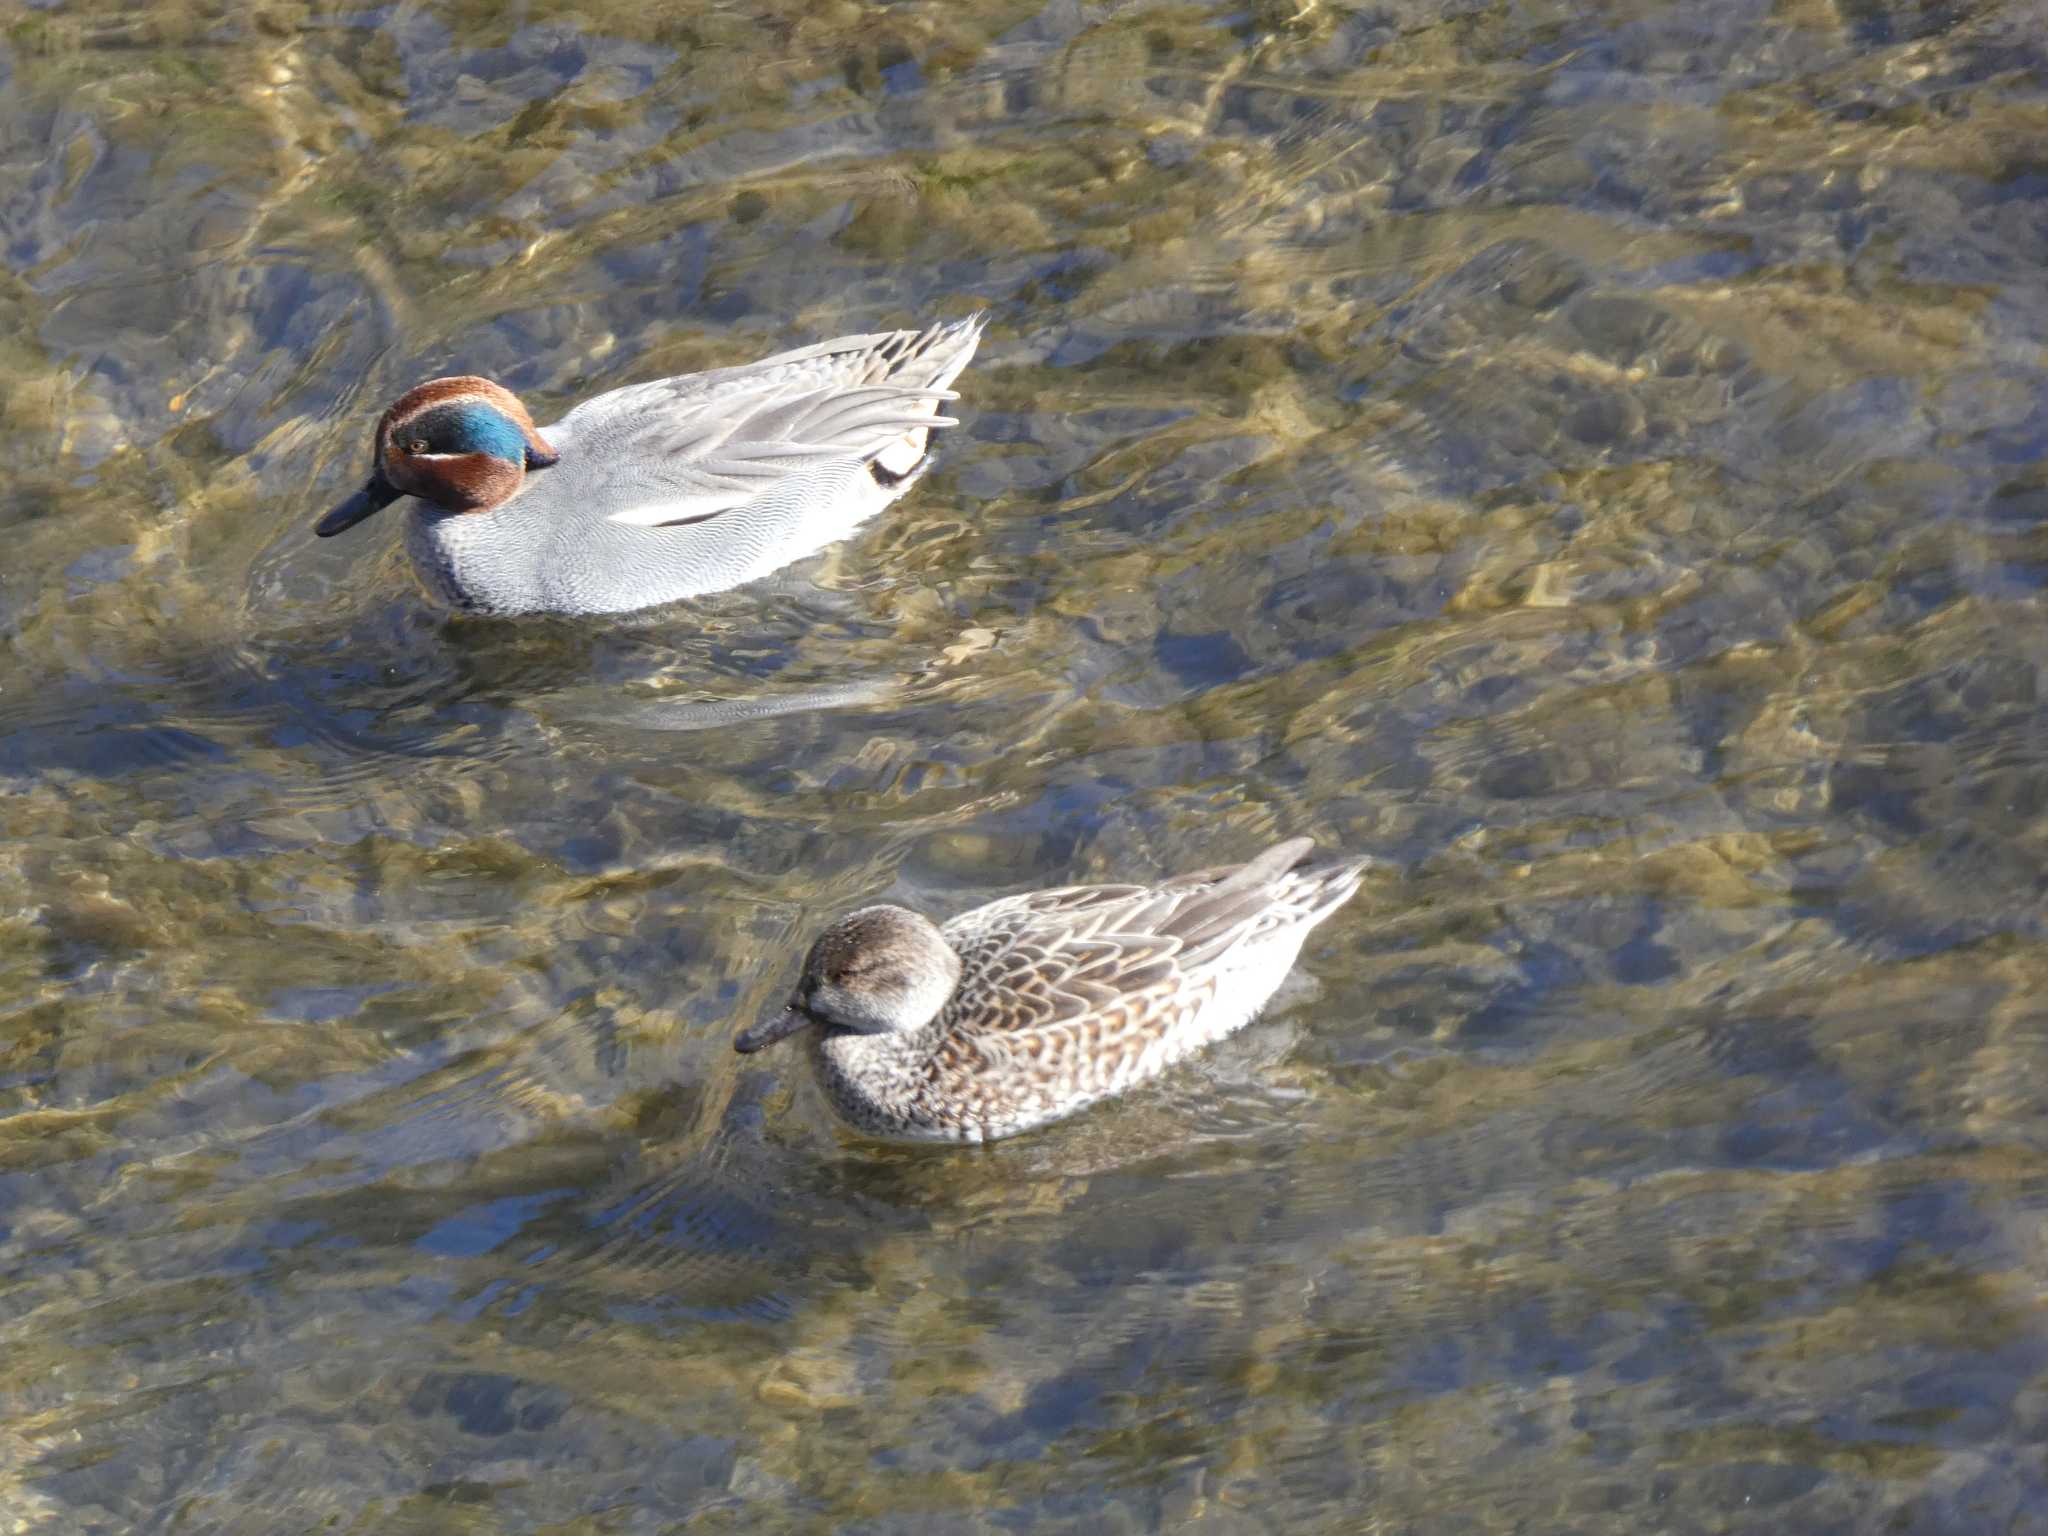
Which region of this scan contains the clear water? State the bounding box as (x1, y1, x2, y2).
(3, 0, 2048, 1530)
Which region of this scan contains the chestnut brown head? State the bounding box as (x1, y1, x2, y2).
(314, 377, 558, 537)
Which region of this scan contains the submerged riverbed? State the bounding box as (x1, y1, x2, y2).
(3, 0, 2048, 1530)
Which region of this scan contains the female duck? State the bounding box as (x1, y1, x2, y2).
(314, 314, 985, 617)
(734, 838, 1375, 1143)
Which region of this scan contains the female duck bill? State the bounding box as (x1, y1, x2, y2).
(734, 1005, 810, 1054)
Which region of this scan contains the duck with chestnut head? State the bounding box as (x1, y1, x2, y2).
(314, 313, 986, 617)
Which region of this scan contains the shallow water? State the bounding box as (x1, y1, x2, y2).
(3, 0, 2048, 1529)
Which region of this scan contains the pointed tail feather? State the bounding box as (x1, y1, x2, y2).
(868, 312, 987, 482)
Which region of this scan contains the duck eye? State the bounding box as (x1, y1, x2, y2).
(408, 438, 429, 454)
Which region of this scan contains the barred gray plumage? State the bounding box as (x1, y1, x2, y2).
(318, 314, 986, 616)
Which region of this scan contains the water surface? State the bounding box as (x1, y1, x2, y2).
(3, 0, 2048, 1530)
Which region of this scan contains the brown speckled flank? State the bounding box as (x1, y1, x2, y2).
(735, 838, 1376, 1143)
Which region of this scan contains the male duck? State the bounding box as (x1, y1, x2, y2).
(734, 838, 1375, 1143)
(314, 313, 986, 616)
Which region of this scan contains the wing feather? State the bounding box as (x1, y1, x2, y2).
(945, 916, 1185, 1041)
(544, 317, 983, 532)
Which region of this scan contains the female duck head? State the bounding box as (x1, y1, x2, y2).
(314, 376, 559, 537)
(734, 906, 963, 1054)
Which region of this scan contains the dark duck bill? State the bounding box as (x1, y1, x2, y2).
(734, 1006, 811, 1054)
